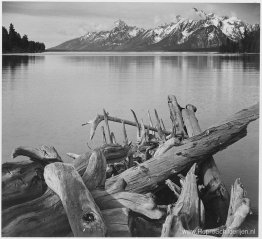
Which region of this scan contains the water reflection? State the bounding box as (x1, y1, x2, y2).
(2, 55, 45, 77)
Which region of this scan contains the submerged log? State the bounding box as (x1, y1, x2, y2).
(182, 104, 230, 227)
(44, 162, 106, 237)
(105, 103, 258, 193)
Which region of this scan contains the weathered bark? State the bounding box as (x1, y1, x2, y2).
(44, 162, 106, 237)
(105, 103, 259, 193)
(182, 104, 230, 227)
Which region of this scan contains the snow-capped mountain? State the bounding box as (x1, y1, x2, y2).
(49, 9, 259, 51)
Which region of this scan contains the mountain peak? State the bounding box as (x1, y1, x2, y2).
(114, 19, 128, 29)
(193, 7, 207, 19)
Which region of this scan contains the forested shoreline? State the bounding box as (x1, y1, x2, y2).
(2, 23, 45, 53)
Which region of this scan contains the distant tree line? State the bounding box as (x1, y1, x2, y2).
(220, 27, 260, 53)
(2, 23, 45, 53)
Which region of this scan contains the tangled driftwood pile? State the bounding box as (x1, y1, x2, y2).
(2, 95, 259, 237)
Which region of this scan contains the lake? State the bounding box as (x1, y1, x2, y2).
(2, 52, 259, 223)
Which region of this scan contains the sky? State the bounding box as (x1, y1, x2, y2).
(2, 1, 260, 48)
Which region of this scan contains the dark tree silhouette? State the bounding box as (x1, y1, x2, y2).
(2, 23, 45, 53)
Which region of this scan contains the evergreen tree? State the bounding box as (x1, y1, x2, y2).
(2, 23, 45, 53)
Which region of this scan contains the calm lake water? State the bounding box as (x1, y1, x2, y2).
(2, 52, 259, 218)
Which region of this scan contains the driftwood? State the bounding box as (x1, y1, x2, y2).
(105, 103, 258, 193)
(161, 166, 251, 237)
(181, 104, 230, 227)
(2, 145, 62, 209)
(2, 149, 164, 236)
(161, 164, 205, 237)
(44, 162, 106, 237)
(2, 143, 130, 210)
(2, 98, 258, 237)
(82, 111, 173, 140)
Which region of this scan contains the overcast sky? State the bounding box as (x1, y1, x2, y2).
(2, 2, 260, 48)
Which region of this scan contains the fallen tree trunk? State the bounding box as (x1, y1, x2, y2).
(182, 104, 230, 227)
(105, 103, 258, 193)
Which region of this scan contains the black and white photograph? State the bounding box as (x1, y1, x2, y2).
(2, 1, 260, 237)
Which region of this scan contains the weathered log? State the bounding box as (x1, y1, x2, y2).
(182, 104, 230, 227)
(82, 112, 172, 140)
(2, 149, 106, 237)
(105, 103, 259, 193)
(44, 162, 106, 236)
(2, 145, 62, 209)
(2, 150, 162, 236)
(12, 145, 62, 163)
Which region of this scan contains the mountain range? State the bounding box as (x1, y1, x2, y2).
(48, 8, 260, 52)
